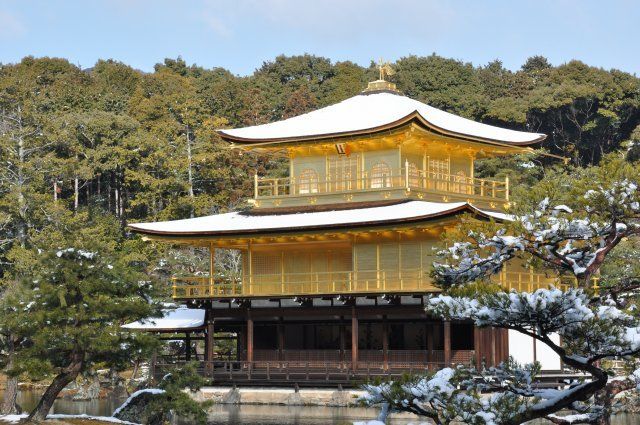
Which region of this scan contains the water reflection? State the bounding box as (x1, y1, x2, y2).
(15, 390, 126, 417)
(8, 390, 640, 424)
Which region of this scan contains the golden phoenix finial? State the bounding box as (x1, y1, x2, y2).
(378, 58, 395, 81)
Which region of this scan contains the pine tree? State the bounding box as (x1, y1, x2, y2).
(6, 212, 162, 422)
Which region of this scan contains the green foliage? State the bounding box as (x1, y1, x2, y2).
(1, 53, 640, 410)
(7, 212, 163, 380)
(145, 363, 212, 425)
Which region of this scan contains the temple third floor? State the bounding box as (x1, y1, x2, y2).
(249, 126, 513, 211)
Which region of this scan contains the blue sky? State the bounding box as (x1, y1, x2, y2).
(0, 0, 638, 76)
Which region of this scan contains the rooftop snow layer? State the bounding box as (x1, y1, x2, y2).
(218, 92, 545, 145)
(128, 200, 506, 236)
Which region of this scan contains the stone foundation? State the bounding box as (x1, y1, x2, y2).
(192, 386, 366, 407)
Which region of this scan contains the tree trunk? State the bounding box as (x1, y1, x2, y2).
(1, 336, 20, 415)
(185, 125, 195, 218)
(128, 360, 140, 388)
(26, 353, 83, 422)
(594, 378, 636, 425)
(74, 175, 79, 211)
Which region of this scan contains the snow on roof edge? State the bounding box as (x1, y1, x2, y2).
(217, 92, 546, 145)
(122, 307, 205, 331)
(128, 201, 509, 237)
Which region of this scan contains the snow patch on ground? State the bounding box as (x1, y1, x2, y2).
(0, 414, 139, 424)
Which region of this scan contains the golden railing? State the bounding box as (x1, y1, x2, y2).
(253, 165, 508, 202)
(172, 269, 436, 298)
(495, 271, 599, 292)
(171, 270, 589, 299)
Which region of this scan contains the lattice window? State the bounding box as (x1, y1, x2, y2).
(408, 162, 420, 187)
(428, 158, 450, 191)
(327, 155, 359, 191)
(298, 168, 319, 194)
(370, 161, 392, 189)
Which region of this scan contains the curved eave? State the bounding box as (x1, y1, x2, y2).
(217, 111, 546, 149)
(128, 203, 502, 240)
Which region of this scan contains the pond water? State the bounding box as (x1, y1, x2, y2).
(9, 390, 640, 424)
(15, 389, 127, 417)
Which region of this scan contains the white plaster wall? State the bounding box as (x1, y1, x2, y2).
(536, 333, 562, 371)
(508, 330, 562, 371)
(508, 329, 534, 364)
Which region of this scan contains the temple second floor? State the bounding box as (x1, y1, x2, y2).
(129, 200, 591, 302)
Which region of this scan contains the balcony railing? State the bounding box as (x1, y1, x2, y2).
(254, 164, 509, 202)
(171, 270, 590, 299)
(172, 268, 436, 299)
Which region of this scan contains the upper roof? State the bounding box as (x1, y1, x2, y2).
(128, 200, 508, 237)
(218, 91, 546, 146)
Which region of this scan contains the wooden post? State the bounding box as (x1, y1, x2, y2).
(382, 315, 389, 370)
(209, 243, 215, 295)
(474, 326, 482, 370)
(185, 332, 191, 362)
(205, 319, 215, 375)
(247, 309, 254, 364)
(505, 176, 510, 201)
(254, 173, 258, 198)
(443, 321, 451, 366)
(339, 316, 346, 363)
(277, 317, 284, 361)
(351, 307, 358, 371)
(404, 159, 410, 190)
(491, 327, 497, 367)
(426, 322, 433, 363)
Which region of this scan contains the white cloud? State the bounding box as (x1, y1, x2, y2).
(0, 9, 26, 39)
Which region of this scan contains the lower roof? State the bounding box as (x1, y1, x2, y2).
(122, 307, 205, 331)
(128, 200, 507, 238)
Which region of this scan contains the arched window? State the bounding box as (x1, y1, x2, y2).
(370, 162, 392, 189)
(298, 168, 319, 194)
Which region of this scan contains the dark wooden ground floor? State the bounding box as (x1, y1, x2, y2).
(151, 303, 508, 385)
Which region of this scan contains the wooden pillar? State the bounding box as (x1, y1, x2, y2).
(382, 315, 389, 370)
(491, 327, 497, 367)
(351, 307, 358, 371)
(277, 318, 284, 361)
(185, 332, 191, 361)
(247, 309, 254, 364)
(426, 322, 434, 364)
(474, 326, 482, 370)
(443, 321, 451, 366)
(339, 316, 346, 363)
(237, 329, 244, 360)
(209, 242, 215, 294)
(205, 319, 215, 374)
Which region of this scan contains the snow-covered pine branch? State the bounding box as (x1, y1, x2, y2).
(361, 157, 640, 424)
(433, 161, 640, 289)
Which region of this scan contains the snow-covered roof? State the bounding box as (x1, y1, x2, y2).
(122, 307, 205, 331)
(128, 201, 506, 237)
(218, 92, 545, 145)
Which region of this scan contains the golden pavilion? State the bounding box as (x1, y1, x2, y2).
(128, 77, 564, 385)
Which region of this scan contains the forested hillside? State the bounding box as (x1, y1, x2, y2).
(1, 54, 639, 279)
